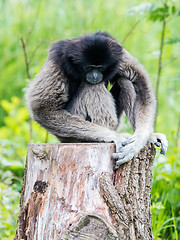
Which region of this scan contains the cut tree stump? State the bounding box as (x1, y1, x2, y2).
(15, 143, 156, 240)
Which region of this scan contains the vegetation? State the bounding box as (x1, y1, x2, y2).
(0, 0, 179, 239)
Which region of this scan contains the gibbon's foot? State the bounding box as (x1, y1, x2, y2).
(149, 133, 168, 155)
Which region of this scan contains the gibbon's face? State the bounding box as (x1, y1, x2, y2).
(67, 33, 122, 84)
(84, 64, 107, 84)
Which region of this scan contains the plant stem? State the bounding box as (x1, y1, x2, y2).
(176, 113, 180, 148)
(154, 17, 166, 130)
(121, 19, 140, 44)
(26, 0, 42, 43)
(20, 37, 30, 80)
(20, 36, 32, 142)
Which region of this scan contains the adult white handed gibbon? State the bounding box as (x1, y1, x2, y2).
(26, 32, 168, 169)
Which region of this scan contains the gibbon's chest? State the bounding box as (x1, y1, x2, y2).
(67, 82, 118, 130)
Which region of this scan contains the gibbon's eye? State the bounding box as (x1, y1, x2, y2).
(84, 65, 93, 72)
(96, 65, 107, 72)
(84, 65, 107, 73)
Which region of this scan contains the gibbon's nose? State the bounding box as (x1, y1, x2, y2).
(86, 69, 103, 84)
(92, 70, 98, 79)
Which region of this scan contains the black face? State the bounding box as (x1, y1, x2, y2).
(76, 33, 122, 84)
(51, 32, 123, 90)
(84, 65, 107, 84)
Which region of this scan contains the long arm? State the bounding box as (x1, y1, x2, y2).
(118, 49, 156, 136)
(111, 48, 164, 168)
(26, 56, 122, 144)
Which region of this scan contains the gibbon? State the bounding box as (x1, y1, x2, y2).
(26, 32, 168, 169)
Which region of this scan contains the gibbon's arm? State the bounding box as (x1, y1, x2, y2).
(112, 48, 168, 168)
(118, 49, 156, 136)
(26, 57, 125, 144)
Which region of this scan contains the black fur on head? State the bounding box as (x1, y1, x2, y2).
(49, 32, 122, 84)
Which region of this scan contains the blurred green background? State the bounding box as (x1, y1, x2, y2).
(0, 0, 180, 239)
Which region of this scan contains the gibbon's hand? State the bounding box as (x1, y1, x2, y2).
(113, 133, 133, 147)
(112, 132, 149, 170)
(112, 132, 168, 169)
(149, 132, 168, 155)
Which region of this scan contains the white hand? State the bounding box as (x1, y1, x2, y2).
(113, 132, 149, 169)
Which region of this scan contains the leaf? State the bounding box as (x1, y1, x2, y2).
(1, 100, 13, 113)
(107, 81, 114, 91)
(172, 5, 176, 14)
(165, 37, 180, 45)
(148, 5, 170, 22)
(11, 96, 20, 105)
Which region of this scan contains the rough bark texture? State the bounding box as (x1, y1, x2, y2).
(15, 142, 155, 240)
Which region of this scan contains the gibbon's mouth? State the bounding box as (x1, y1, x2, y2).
(86, 70, 103, 84)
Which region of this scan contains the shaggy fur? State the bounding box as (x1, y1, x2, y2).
(26, 32, 168, 168)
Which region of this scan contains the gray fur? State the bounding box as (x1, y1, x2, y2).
(66, 81, 118, 130)
(26, 33, 168, 168)
(26, 57, 120, 143)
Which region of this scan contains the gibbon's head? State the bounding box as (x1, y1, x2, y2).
(67, 32, 122, 84)
(50, 32, 122, 84)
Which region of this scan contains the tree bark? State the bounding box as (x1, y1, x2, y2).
(15, 142, 155, 240)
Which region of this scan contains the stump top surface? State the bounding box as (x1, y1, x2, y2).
(28, 142, 115, 147)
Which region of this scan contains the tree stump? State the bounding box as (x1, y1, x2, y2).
(15, 143, 155, 240)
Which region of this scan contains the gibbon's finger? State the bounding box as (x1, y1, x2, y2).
(157, 137, 168, 154)
(114, 156, 133, 169)
(116, 141, 137, 154)
(120, 136, 136, 147)
(160, 140, 168, 153)
(154, 142, 161, 147)
(112, 149, 135, 167)
(112, 152, 125, 159)
(154, 141, 165, 154)
(149, 133, 168, 153)
(160, 142, 167, 155)
(160, 147, 166, 155)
